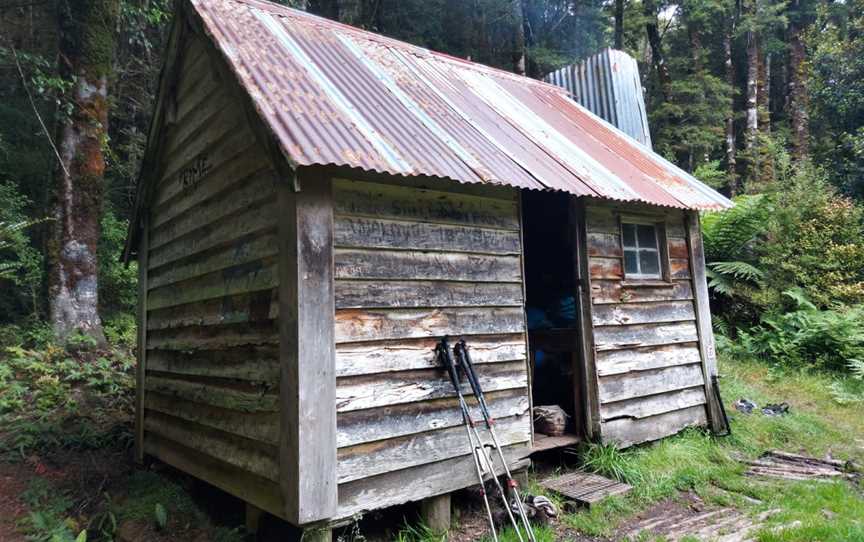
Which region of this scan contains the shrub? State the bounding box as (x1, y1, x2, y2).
(732, 290, 864, 374)
(759, 167, 864, 308)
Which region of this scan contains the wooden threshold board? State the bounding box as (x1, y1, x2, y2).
(539, 471, 631, 506)
(531, 432, 581, 454)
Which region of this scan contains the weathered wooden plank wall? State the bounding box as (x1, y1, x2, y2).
(140, 36, 283, 516)
(585, 203, 708, 448)
(332, 179, 531, 518)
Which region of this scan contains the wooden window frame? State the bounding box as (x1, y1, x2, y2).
(618, 215, 672, 284)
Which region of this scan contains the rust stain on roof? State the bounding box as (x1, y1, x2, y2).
(190, 0, 732, 210)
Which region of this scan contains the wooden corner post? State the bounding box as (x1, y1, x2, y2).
(685, 210, 729, 435)
(278, 168, 337, 524)
(134, 213, 149, 464)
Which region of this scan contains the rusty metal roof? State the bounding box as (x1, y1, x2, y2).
(189, 0, 731, 210)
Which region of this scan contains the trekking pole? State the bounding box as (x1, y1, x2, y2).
(436, 338, 499, 542)
(441, 338, 525, 542)
(455, 339, 537, 542)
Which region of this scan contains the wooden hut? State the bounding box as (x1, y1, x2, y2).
(124, 0, 732, 537)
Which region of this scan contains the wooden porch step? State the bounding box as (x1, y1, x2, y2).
(539, 471, 632, 506)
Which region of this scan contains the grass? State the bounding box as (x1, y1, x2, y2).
(539, 355, 864, 540)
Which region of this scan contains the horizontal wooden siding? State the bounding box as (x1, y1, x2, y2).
(141, 36, 282, 514)
(585, 203, 708, 448)
(332, 179, 531, 517)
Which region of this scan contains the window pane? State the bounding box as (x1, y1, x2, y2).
(624, 249, 639, 275)
(622, 223, 636, 247)
(639, 250, 660, 276)
(637, 224, 658, 248)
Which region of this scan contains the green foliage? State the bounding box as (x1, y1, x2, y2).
(651, 72, 734, 169)
(97, 206, 137, 315)
(0, 182, 47, 320)
(103, 312, 136, 349)
(702, 195, 771, 262)
(759, 167, 864, 308)
(19, 477, 84, 542)
(692, 159, 728, 189)
(731, 290, 864, 374)
(564, 354, 864, 539)
(809, 1, 864, 198)
(0, 340, 134, 458)
(394, 521, 446, 542)
(479, 523, 557, 542)
(701, 194, 771, 325)
(704, 166, 864, 335)
(154, 502, 168, 530)
(753, 481, 864, 541)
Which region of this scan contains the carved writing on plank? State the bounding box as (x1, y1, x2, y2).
(177, 153, 211, 194)
(335, 216, 521, 254)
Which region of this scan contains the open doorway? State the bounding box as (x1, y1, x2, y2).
(522, 190, 583, 450)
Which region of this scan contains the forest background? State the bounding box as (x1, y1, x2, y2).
(2, 0, 864, 398)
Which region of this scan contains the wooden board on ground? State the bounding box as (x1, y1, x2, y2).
(539, 471, 632, 506)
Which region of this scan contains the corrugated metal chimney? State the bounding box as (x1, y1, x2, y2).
(544, 48, 652, 149)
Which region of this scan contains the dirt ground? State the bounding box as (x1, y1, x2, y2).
(0, 449, 799, 542)
(0, 447, 608, 541)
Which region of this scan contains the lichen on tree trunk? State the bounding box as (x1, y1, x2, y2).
(48, 0, 118, 344)
(787, 1, 810, 161)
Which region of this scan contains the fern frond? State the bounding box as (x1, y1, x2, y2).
(849, 359, 864, 380)
(709, 261, 765, 281)
(701, 195, 771, 260)
(706, 267, 736, 296)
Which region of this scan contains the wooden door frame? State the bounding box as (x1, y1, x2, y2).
(571, 197, 601, 441)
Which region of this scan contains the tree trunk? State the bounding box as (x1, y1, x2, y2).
(743, 0, 759, 186)
(745, 29, 758, 151)
(724, 27, 738, 196)
(644, 0, 670, 101)
(511, 0, 526, 76)
(614, 0, 624, 50)
(687, 13, 703, 169)
(757, 47, 771, 135)
(788, 6, 809, 160)
(49, 0, 118, 344)
(758, 48, 774, 183)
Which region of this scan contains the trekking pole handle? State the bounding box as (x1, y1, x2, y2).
(456, 339, 495, 422)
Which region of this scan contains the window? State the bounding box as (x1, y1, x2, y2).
(622, 222, 663, 279)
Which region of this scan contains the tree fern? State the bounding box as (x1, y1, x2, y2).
(701, 194, 771, 261)
(701, 195, 770, 299)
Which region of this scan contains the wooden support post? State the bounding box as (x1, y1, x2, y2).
(278, 169, 337, 524)
(134, 213, 149, 464)
(420, 493, 451, 533)
(685, 211, 729, 435)
(245, 502, 264, 534)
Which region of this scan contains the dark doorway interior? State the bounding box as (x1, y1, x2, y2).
(521, 190, 583, 447)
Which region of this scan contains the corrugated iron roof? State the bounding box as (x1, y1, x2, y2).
(190, 0, 732, 210)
